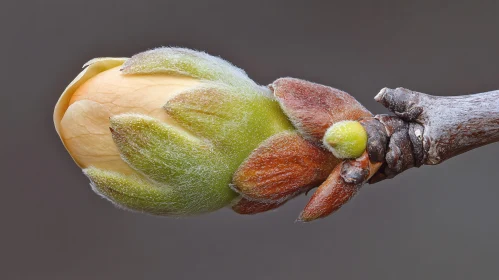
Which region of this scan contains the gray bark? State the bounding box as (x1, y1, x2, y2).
(367, 87, 499, 182)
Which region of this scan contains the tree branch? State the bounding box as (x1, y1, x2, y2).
(366, 88, 499, 182)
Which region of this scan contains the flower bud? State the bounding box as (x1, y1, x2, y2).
(54, 48, 292, 215)
(323, 120, 368, 159)
(55, 47, 381, 221)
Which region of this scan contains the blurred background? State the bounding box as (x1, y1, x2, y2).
(2, 0, 499, 279)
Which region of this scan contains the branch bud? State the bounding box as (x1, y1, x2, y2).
(323, 120, 368, 159)
(54, 48, 292, 215)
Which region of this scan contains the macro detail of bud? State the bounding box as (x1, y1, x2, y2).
(323, 120, 368, 159)
(55, 47, 384, 221)
(269, 78, 382, 221)
(54, 48, 292, 215)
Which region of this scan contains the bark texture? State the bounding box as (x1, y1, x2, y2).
(369, 87, 499, 182)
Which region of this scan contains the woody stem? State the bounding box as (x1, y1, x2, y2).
(366, 87, 499, 182)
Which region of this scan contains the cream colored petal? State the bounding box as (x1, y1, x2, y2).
(60, 100, 134, 174)
(68, 67, 199, 132)
(56, 59, 200, 171)
(54, 57, 128, 137)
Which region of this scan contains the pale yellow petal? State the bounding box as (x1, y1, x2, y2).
(69, 67, 199, 132)
(54, 57, 128, 137)
(56, 61, 200, 171)
(60, 100, 134, 174)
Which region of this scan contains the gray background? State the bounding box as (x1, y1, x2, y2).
(2, 0, 499, 279)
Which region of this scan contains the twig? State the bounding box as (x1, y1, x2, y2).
(367, 87, 499, 182)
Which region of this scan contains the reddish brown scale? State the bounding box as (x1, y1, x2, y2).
(271, 78, 372, 142)
(299, 152, 381, 222)
(298, 162, 358, 222)
(232, 197, 287, 215)
(232, 132, 340, 202)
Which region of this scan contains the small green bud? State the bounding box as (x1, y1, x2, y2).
(323, 120, 367, 159)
